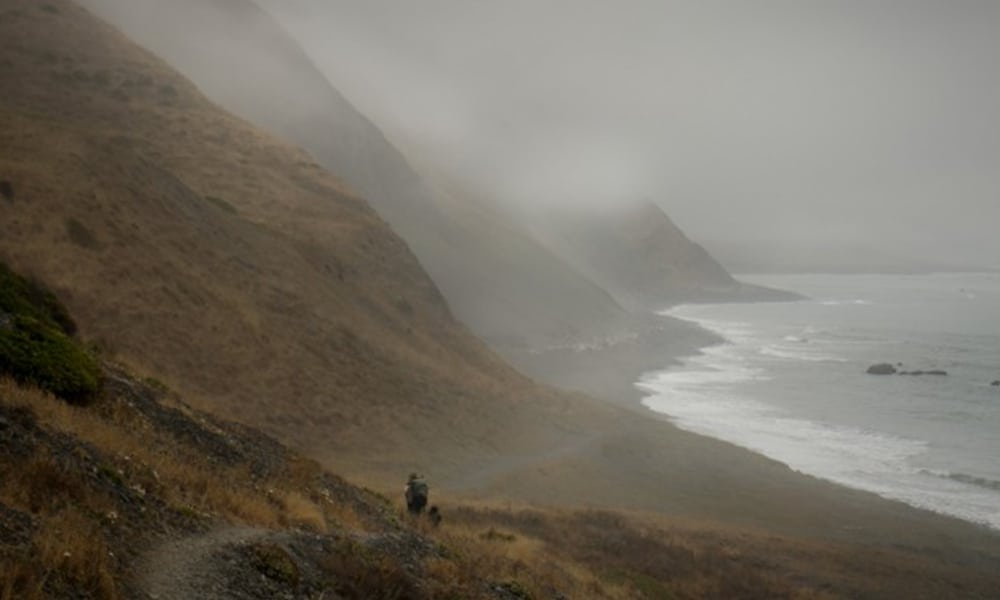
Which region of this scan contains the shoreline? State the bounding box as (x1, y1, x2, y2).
(499, 311, 723, 412)
(650, 306, 1000, 533)
(489, 309, 1000, 554)
(652, 274, 1000, 533)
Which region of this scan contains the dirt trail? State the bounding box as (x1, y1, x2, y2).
(137, 526, 268, 600)
(133, 524, 437, 600)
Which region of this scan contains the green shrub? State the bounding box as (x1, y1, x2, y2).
(0, 315, 100, 404)
(0, 263, 99, 403)
(0, 262, 77, 335)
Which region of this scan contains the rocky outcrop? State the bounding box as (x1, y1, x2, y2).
(866, 363, 897, 375)
(867, 363, 951, 377)
(991, 380, 999, 387)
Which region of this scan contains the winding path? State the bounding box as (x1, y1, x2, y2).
(137, 526, 267, 600)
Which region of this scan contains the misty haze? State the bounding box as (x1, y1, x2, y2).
(259, 0, 1000, 273)
(2, 0, 1000, 598)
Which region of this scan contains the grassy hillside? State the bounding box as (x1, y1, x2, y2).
(537, 202, 796, 311)
(4, 265, 992, 600)
(0, 0, 589, 484)
(0, 277, 993, 600)
(4, 370, 999, 599)
(0, 357, 624, 599)
(0, 258, 617, 599)
(76, 0, 644, 350)
(3, 5, 1000, 597)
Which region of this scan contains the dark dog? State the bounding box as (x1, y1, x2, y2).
(427, 505, 442, 527)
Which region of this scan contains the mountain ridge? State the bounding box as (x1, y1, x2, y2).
(534, 201, 799, 310)
(1, 0, 582, 485)
(75, 0, 762, 353)
(6, 7, 1000, 594)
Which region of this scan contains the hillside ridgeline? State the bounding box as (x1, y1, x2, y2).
(0, 0, 590, 485)
(4, 5, 1000, 595)
(77, 0, 646, 351)
(1, 269, 997, 599)
(535, 202, 799, 312)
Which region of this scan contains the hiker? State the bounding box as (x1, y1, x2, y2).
(404, 473, 429, 516)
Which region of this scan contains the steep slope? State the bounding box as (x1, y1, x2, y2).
(10, 370, 994, 600)
(537, 202, 796, 311)
(76, 0, 635, 350)
(76, 0, 426, 225)
(0, 0, 585, 483)
(407, 181, 633, 348)
(0, 362, 624, 600)
(4, 257, 1000, 600)
(7, 3, 1000, 575)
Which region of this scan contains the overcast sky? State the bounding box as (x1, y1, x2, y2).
(261, 0, 1000, 269)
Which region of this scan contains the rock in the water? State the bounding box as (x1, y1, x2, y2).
(991, 380, 1000, 387)
(867, 363, 897, 375)
(899, 370, 948, 376)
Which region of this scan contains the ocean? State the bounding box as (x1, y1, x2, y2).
(638, 272, 1000, 530)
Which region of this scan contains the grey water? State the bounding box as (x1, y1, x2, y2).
(639, 272, 1000, 529)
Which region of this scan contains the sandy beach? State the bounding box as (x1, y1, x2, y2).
(464, 312, 1000, 561)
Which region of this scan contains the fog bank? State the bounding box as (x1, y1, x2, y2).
(257, 0, 1000, 271)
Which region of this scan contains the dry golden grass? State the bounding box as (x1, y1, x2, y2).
(33, 509, 120, 600)
(3, 4, 1000, 598)
(2, 378, 272, 521)
(0, 0, 566, 489)
(276, 490, 328, 533)
(0, 376, 380, 599)
(352, 491, 843, 598)
(428, 523, 631, 600)
(0, 377, 377, 531)
(162, 462, 285, 528)
(2, 374, 822, 600)
(411, 503, 873, 600)
(4, 377, 999, 599)
(0, 459, 121, 598)
(315, 491, 370, 532)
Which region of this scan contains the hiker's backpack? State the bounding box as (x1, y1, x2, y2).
(410, 480, 428, 500)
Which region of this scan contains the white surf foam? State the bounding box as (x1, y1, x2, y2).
(641, 305, 1000, 530)
(759, 344, 845, 362)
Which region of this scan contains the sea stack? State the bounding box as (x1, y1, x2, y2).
(866, 363, 898, 375)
